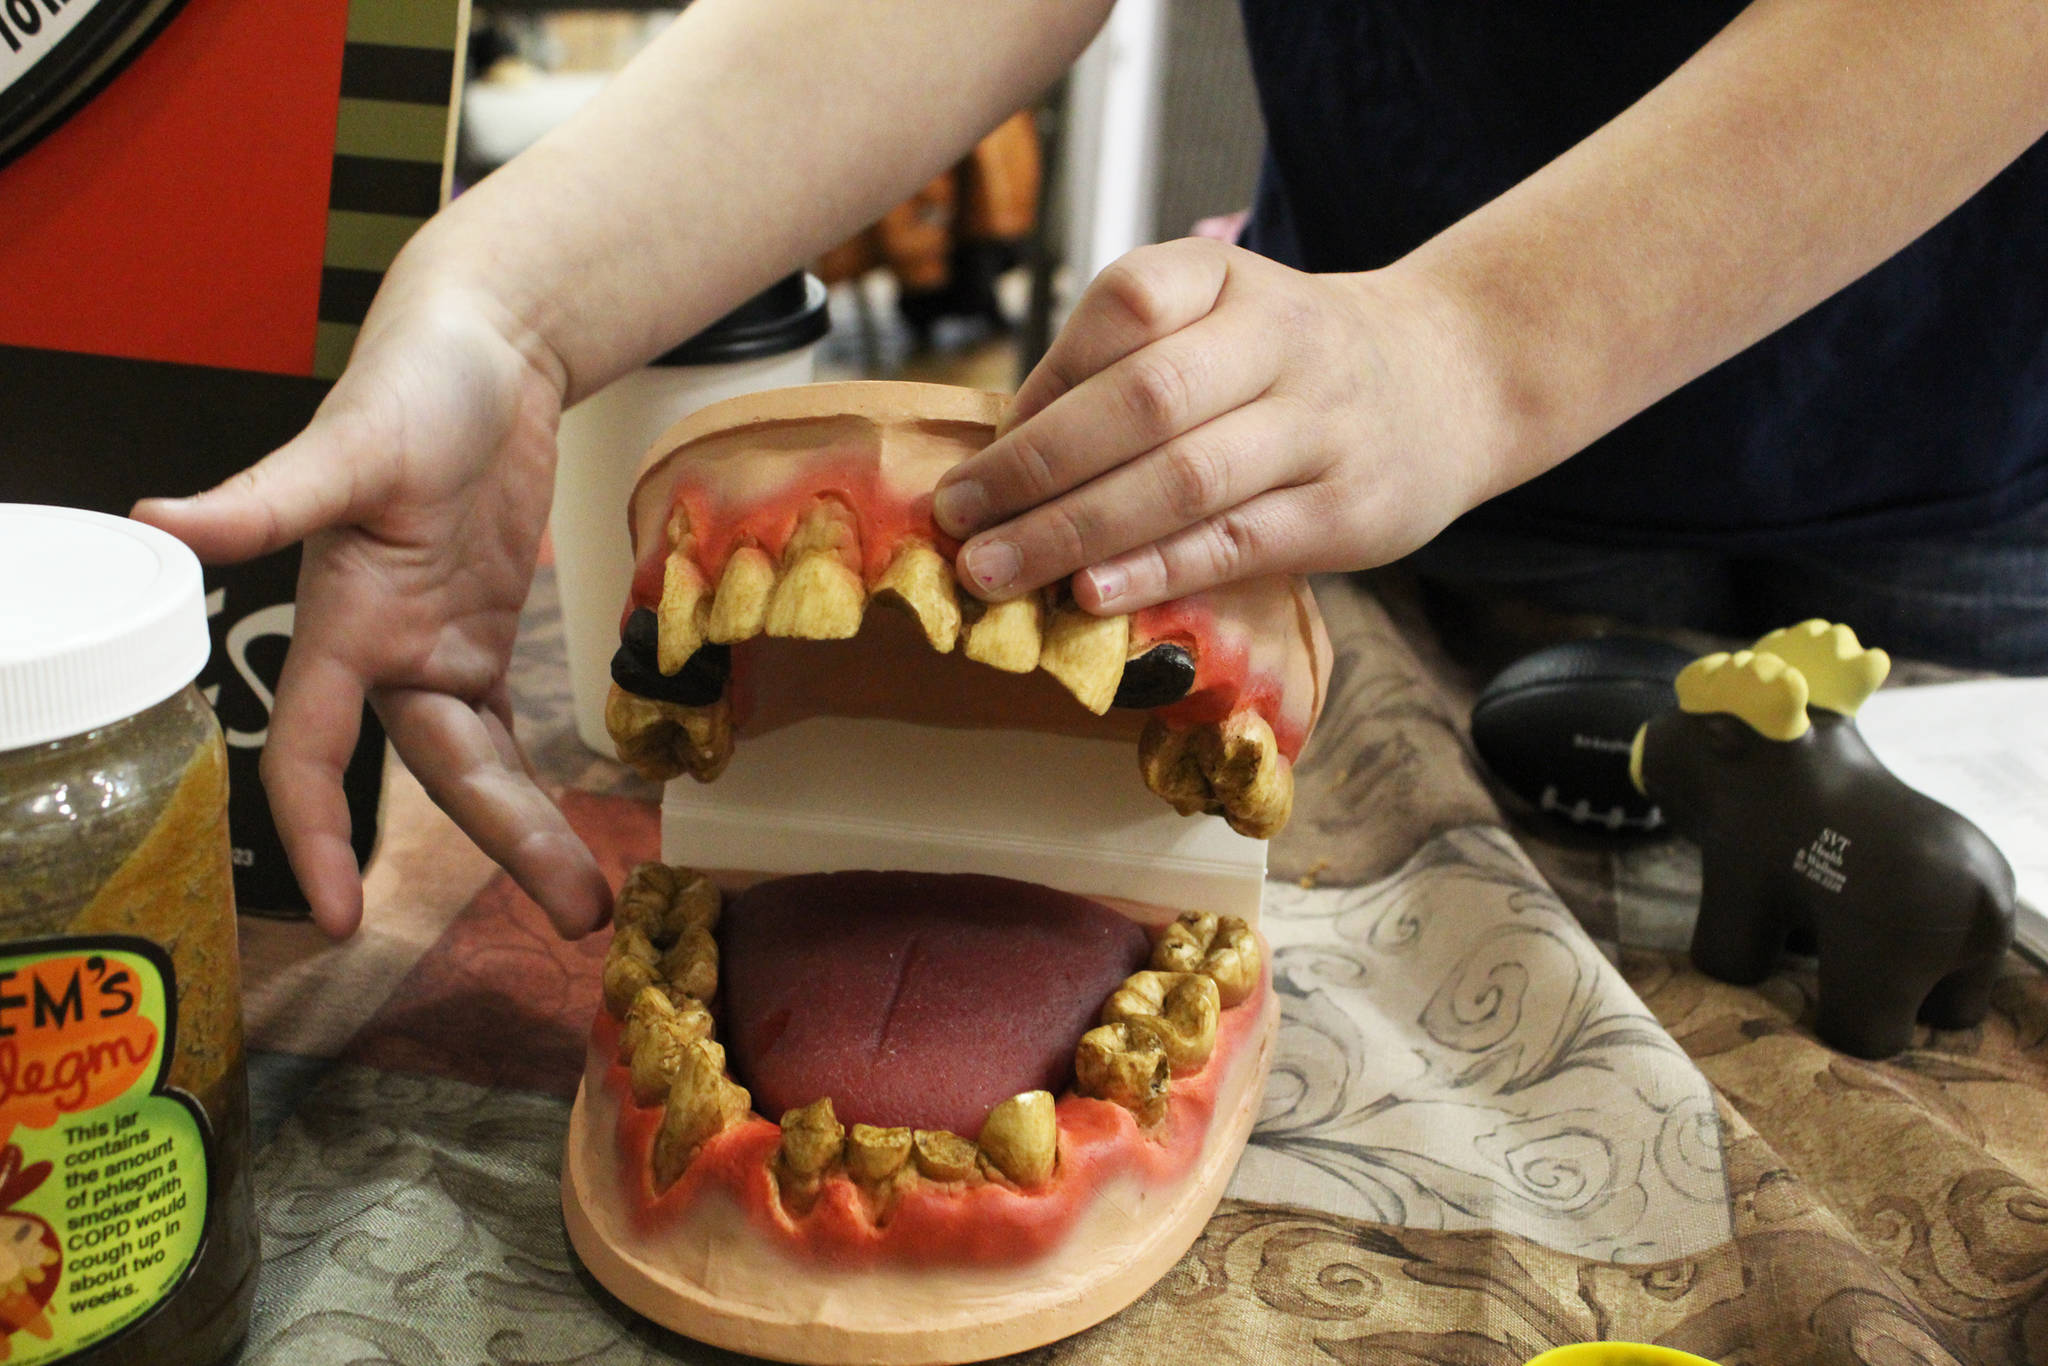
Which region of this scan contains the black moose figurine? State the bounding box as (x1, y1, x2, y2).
(1629, 620, 2016, 1059)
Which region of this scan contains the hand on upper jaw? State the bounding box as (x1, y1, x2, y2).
(932, 240, 1506, 617)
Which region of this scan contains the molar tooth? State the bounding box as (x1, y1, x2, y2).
(963, 592, 1045, 672)
(659, 925, 718, 1003)
(614, 862, 682, 939)
(1152, 911, 1260, 1007)
(628, 997, 717, 1106)
(778, 1098, 846, 1179)
(1102, 970, 1220, 1073)
(1074, 1023, 1170, 1126)
(844, 1124, 913, 1186)
(1136, 713, 1294, 839)
(1205, 710, 1292, 838)
(911, 1129, 981, 1184)
(707, 546, 777, 643)
(617, 984, 674, 1063)
(1137, 718, 1212, 817)
(767, 500, 868, 640)
(606, 687, 734, 784)
(617, 984, 710, 1065)
(1200, 916, 1259, 1006)
(615, 862, 721, 945)
(871, 541, 961, 652)
(652, 1040, 749, 1188)
(602, 927, 661, 1019)
(1039, 603, 1130, 714)
(978, 1091, 1057, 1186)
(1153, 912, 1218, 975)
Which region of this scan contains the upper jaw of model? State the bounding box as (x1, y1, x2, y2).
(602, 381, 1332, 839)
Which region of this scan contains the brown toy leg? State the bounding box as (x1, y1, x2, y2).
(1688, 873, 1788, 987)
(1917, 952, 2002, 1031)
(1814, 944, 1941, 1060)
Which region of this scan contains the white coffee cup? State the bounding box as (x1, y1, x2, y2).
(551, 273, 829, 757)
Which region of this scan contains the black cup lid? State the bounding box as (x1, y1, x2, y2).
(654, 272, 830, 366)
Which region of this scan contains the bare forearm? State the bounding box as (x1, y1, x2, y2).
(1404, 0, 2048, 497)
(390, 0, 1109, 402)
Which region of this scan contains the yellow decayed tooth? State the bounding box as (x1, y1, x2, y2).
(628, 1004, 713, 1108)
(707, 546, 777, 643)
(658, 548, 709, 673)
(765, 499, 868, 640)
(604, 686, 734, 785)
(614, 862, 721, 943)
(1102, 970, 1220, 1072)
(601, 927, 661, 1020)
(1151, 911, 1260, 1006)
(658, 925, 718, 1003)
(618, 984, 710, 1066)
(844, 1124, 913, 1185)
(784, 497, 859, 560)
(651, 1040, 749, 1188)
(1152, 912, 1218, 975)
(978, 1091, 1057, 1186)
(963, 593, 1044, 672)
(1203, 711, 1292, 838)
(1039, 605, 1130, 714)
(1074, 1023, 1170, 1125)
(778, 1098, 845, 1178)
(765, 555, 867, 639)
(1137, 718, 1212, 817)
(872, 541, 962, 652)
(912, 1129, 981, 1183)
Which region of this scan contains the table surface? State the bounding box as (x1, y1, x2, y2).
(230, 569, 2048, 1366)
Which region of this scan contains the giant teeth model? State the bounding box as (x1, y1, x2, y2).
(565, 381, 1330, 1365)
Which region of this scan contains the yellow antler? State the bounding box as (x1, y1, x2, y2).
(1751, 620, 1889, 716)
(1675, 650, 1811, 741)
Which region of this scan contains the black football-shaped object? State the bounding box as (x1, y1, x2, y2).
(1470, 637, 1695, 837)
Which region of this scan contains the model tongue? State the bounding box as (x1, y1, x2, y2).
(718, 871, 1151, 1136)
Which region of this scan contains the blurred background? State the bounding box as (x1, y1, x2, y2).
(457, 0, 1266, 391)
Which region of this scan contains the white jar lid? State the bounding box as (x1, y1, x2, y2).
(0, 504, 211, 751)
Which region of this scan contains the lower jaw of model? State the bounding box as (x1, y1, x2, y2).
(563, 865, 1275, 1366)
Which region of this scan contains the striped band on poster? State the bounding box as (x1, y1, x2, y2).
(317, 0, 464, 378)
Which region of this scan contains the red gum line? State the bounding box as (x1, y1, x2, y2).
(628, 460, 962, 624)
(1134, 601, 1301, 760)
(598, 965, 1268, 1270)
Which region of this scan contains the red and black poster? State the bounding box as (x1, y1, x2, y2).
(0, 0, 469, 912)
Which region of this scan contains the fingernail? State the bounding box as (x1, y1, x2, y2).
(963, 539, 1020, 593)
(1085, 563, 1128, 607)
(933, 479, 988, 537)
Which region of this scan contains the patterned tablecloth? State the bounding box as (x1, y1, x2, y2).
(231, 570, 2048, 1366)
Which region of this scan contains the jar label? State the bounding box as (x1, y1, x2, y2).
(0, 938, 208, 1364)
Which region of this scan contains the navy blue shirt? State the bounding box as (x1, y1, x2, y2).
(1237, 0, 2048, 548)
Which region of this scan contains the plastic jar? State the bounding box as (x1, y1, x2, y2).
(0, 505, 256, 1366)
(551, 272, 830, 755)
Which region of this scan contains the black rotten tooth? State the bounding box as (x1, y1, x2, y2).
(614, 607, 732, 706)
(1112, 643, 1197, 710)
